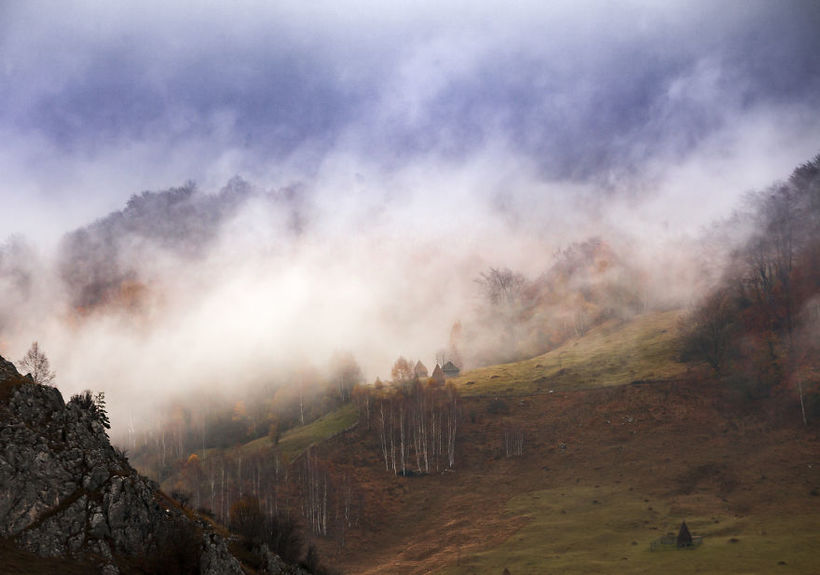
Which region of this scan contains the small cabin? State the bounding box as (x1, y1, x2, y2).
(414, 360, 429, 379)
(442, 361, 460, 378)
(430, 364, 446, 386)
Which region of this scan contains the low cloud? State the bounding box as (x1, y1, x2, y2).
(1, 1, 818, 429)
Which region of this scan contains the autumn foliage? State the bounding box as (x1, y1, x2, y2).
(682, 154, 820, 422)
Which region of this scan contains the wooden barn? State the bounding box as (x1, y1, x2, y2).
(442, 361, 460, 378)
(414, 360, 429, 379)
(430, 364, 446, 386)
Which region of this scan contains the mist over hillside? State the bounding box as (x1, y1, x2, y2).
(1, 1, 819, 434)
(0, 170, 701, 430)
(2, 153, 817, 434)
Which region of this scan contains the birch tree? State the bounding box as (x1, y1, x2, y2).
(17, 341, 55, 385)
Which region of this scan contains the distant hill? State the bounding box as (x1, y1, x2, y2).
(57, 180, 244, 310)
(56, 177, 307, 311)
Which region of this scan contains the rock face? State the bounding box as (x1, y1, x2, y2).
(0, 354, 19, 383)
(0, 355, 245, 574)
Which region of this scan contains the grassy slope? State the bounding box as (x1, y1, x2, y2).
(156, 403, 357, 494)
(331, 385, 819, 575)
(442, 485, 819, 575)
(433, 310, 820, 575)
(171, 310, 680, 474)
(449, 310, 686, 396)
(192, 403, 357, 460)
(243, 402, 358, 463)
(311, 311, 819, 574)
(140, 310, 818, 574)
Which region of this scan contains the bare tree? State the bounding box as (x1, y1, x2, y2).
(476, 267, 526, 306)
(17, 341, 55, 385)
(371, 378, 460, 475)
(303, 447, 329, 536)
(680, 289, 736, 375)
(504, 425, 525, 457)
(738, 185, 805, 421)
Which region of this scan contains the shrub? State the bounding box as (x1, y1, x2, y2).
(263, 513, 304, 565)
(68, 390, 111, 429)
(113, 446, 129, 462)
(230, 496, 265, 544)
(171, 490, 192, 510)
(302, 543, 320, 573)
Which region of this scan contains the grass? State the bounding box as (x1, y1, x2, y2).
(330, 315, 820, 575)
(241, 403, 358, 463)
(157, 403, 359, 495)
(192, 403, 359, 462)
(440, 483, 820, 575)
(449, 310, 686, 396)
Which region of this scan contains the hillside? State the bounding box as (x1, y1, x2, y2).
(142, 310, 820, 573)
(240, 403, 359, 464)
(450, 310, 686, 396)
(316, 353, 819, 573)
(311, 313, 818, 573)
(4, 5, 819, 574)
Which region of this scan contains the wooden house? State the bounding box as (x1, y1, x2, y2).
(442, 361, 460, 378)
(414, 360, 429, 379)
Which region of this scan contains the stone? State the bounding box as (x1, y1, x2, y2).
(200, 533, 244, 575)
(0, 354, 269, 573)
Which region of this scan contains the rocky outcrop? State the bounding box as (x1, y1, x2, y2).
(0, 355, 246, 574)
(253, 543, 292, 574)
(0, 354, 20, 384)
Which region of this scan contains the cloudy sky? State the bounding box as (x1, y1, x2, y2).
(2, 0, 819, 244)
(1, 1, 819, 427)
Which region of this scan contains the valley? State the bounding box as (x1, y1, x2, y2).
(143, 310, 820, 574)
(2, 6, 819, 571)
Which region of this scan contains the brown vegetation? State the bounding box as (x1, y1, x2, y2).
(681, 155, 820, 423)
(295, 376, 818, 574)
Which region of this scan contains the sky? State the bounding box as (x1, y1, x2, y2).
(1, 1, 818, 241)
(1, 1, 819, 427)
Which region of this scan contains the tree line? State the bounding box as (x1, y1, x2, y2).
(353, 357, 462, 476)
(469, 237, 648, 366)
(681, 154, 820, 423)
(128, 352, 363, 481)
